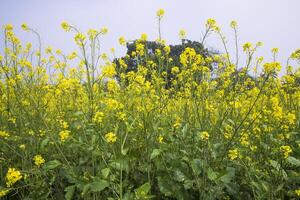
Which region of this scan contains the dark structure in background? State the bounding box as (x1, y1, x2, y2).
(113, 39, 216, 88)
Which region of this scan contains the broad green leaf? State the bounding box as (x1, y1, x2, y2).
(41, 138, 49, 148)
(183, 179, 193, 190)
(181, 123, 189, 138)
(135, 182, 151, 198)
(190, 159, 202, 175)
(207, 168, 218, 181)
(287, 156, 300, 167)
(150, 149, 161, 160)
(121, 147, 129, 155)
(65, 185, 76, 200)
(269, 160, 280, 170)
(82, 184, 90, 196)
(218, 167, 235, 184)
(124, 191, 138, 200)
(90, 180, 109, 192)
(225, 182, 240, 196)
(101, 168, 111, 179)
(157, 177, 172, 196)
(174, 170, 185, 182)
(43, 160, 61, 171)
(110, 158, 129, 171)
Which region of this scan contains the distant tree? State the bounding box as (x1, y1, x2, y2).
(113, 39, 216, 88)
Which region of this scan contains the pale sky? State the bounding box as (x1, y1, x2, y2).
(1, 0, 299, 71)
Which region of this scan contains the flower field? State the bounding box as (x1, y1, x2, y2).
(1, 10, 300, 200)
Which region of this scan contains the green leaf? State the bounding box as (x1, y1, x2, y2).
(110, 158, 129, 172)
(190, 159, 202, 175)
(90, 180, 109, 192)
(183, 179, 193, 190)
(43, 160, 61, 171)
(287, 156, 300, 167)
(124, 191, 136, 200)
(135, 182, 151, 198)
(207, 168, 218, 181)
(150, 149, 161, 160)
(121, 147, 129, 155)
(181, 123, 189, 138)
(81, 184, 90, 196)
(269, 160, 280, 170)
(101, 168, 111, 179)
(218, 167, 235, 184)
(41, 138, 49, 148)
(157, 177, 173, 196)
(65, 185, 76, 200)
(174, 170, 185, 182)
(225, 182, 240, 196)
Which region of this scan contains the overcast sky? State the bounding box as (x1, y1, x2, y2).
(1, 0, 299, 71)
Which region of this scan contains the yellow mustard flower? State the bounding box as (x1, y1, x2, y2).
(295, 189, 300, 197)
(243, 42, 253, 52)
(156, 9, 165, 18)
(8, 117, 16, 124)
(59, 120, 69, 129)
(56, 49, 62, 55)
(119, 36, 126, 46)
(271, 47, 279, 54)
(61, 21, 70, 32)
(102, 64, 117, 78)
(74, 33, 86, 45)
(87, 29, 98, 39)
(59, 130, 70, 142)
(0, 130, 10, 138)
(157, 135, 164, 143)
(21, 23, 29, 31)
(290, 49, 300, 60)
(199, 131, 210, 140)
(179, 29, 186, 40)
(140, 33, 148, 41)
(280, 145, 292, 159)
(206, 18, 219, 31)
(4, 24, 13, 31)
(228, 149, 239, 160)
(93, 112, 104, 123)
(0, 189, 10, 197)
(163, 45, 171, 54)
(6, 168, 22, 187)
(117, 112, 126, 121)
(136, 43, 145, 56)
(111, 48, 115, 54)
(171, 66, 180, 74)
(100, 27, 108, 35)
(230, 20, 238, 29)
(263, 62, 281, 73)
(119, 58, 128, 69)
(105, 132, 117, 143)
(67, 51, 77, 60)
(45, 46, 52, 54)
(33, 155, 45, 167)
